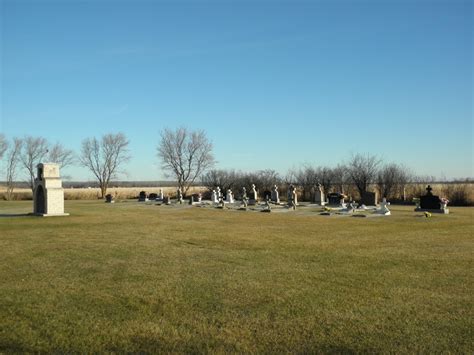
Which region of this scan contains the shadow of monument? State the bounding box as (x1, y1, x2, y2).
(0, 213, 31, 218)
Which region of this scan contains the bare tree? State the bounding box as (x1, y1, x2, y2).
(157, 127, 215, 195)
(5, 138, 23, 200)
(0, 134, 7, 161)
(20, 136, 49, 191)
(331, 164, 348, 193)
(47, 142, 76, 169)
(346, 153, 381, 196)
(376, 163, 411, 199)
(295, 166, 317, 201)
(256, 169, 280, 191)
(314, 166, 336, 195)
(201, 169, 240, 193)
(80, 133, 130, 198)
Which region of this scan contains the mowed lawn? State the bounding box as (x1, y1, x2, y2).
(0, 201, 472, 353)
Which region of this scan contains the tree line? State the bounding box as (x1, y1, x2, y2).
(0, 129, 471, 202)
(0, 128, 214, 200)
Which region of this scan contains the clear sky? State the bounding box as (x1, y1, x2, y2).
(1, 0, 472, 181)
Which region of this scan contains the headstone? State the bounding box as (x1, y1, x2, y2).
(226, 189, 234, 203)
(33, 163, 69, 216)
(216, 187, 222, 201)
(342, 201, 356, 213)
(158, 188, 164, 201)
(177, 187, 183, 204)
(415, 185, 449, 214)
(262, 196, 272, 212)
(287, 184, 298, 206)
(263, 190, 271, 201)
(249, 184, 258, 205)
(138, 191, 148, 202)
(288, 184, 297, 210)
(211, 189, 218, 203)
(327, 192, 341, 206)
(241, 187, 247, 200)
(360, 191, 377, 206)
(314, 183, 325, 205)
(191, 193, 202, 203)
(271, 185, 280, 204)
(149, 193, 158, 200)
(376, 197, 391, 215)
(218, 195, 225, 209)
(241, 187, 249, 209)
(105, 194, 114, 203)
(340, 196, 347, 209)
(163, 196, 171, 205)
(189, 195, 194, 205)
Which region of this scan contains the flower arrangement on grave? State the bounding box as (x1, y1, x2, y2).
(424, 211, 432, 218)
(440, 198, 449, 209)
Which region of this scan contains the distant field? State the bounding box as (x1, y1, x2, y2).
(0, 201, 472, 352)
(0, 186, 205, 201)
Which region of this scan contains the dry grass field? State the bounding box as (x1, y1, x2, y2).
(1, 183, 473, 205)
(0, 200, 472, 352)
(0, 186, 205, 201)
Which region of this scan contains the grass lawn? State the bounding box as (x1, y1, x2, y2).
(0, 200, 472, 352)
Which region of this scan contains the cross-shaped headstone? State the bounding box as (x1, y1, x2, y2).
(426, 185, 433, 195)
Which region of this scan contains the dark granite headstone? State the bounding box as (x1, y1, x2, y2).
(105, 194, 114, 203)
(328, 192, 342, 205)
(149, 193, 158, 200)
(360, 191, 377, 206)
(420, 185, 441, 209)
(138, 191, 147, 202)
(263, 190, 271, 200)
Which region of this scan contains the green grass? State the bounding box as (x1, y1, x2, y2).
(0, 200, 472, 353)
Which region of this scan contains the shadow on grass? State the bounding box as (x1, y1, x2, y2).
(0, 213, 31, 218)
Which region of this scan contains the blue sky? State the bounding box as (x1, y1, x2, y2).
(1, 0, 472, 180)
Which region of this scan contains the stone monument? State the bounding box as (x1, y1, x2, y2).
(177, 187, 184, 204)
(249, 184, 258, 205)
(226, 189, 234, 203)
(314, 183, 325, 205)
(271, 185, 280, 204)
(288, 184, 297, 210)
(262, 196, 272, 212)
(211, 189, 218, 204)
(158, 188, 164, 201)
(376, 198, 391, 215)
(138, 191, 148, 202)
(287, 184, 298, 206)
(33, 163, 68, 216)
(360, 191, 378, 206)
(415, 185, 449, 214)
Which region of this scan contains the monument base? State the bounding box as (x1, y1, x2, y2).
(415, 208, 449, 214)
(31, 213, 70, 217)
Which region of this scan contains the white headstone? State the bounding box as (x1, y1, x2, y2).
(314, 183, 325, 205)
(226, 189, 234, 203)
(271, 185, 280, 204)
(249, 184, 258, 205)
(376, 197, 391, 215)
